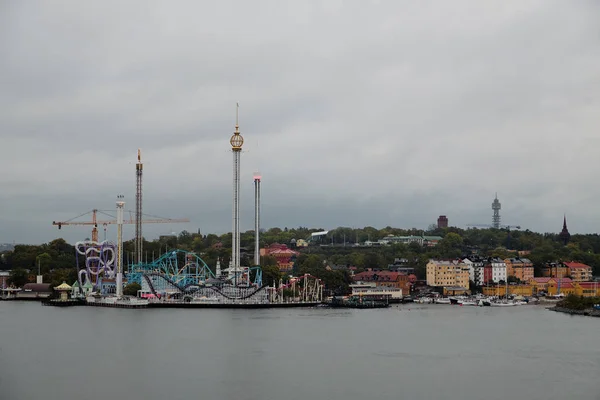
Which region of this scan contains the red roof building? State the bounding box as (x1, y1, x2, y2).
(260, 243, 300, 272)
(563, 262, 593, 282)
(353, 270, 411, 293)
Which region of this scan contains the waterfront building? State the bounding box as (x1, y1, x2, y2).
(482, 284, 533, 297)
(352, 270, 412, 293)
(530, 277, 563, 294)
(563, 262, 593, 282)
(463, 257, 485, 285)
(541, 262, 568, 279)
(504, 258, 533, 282)
(426, 260, 469, 290)
(483, 262, 493, 285)
(71, 280, 94, 299)
(576, 281, 600, 297)
(491, 258, 507, 283)
(0, 270, 9, 288)
(349, 282, 403, 302)
(547, 280, 576, 296)
(54, 281, 72, 301)
(16, 283, 52, 299)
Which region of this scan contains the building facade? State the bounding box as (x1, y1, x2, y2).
(504, 258, 533, 282)
(437, 215, 448, 228)
(260, 243, 300, 272)
(352, 270, 412, 293)
(563, 262, 593, 282)
(541, 262, 568, 279)
(491, 258, 507, 283)
(463, 257, 486, 286)
(426, 260, 470, 289)
(0, 271, 9, 288)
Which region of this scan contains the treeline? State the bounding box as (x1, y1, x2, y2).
(1, 226, 599, 290)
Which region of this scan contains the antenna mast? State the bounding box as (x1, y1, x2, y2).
(492, 193, 501, 229)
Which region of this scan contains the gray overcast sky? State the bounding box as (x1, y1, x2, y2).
(1, 0, 600, 245)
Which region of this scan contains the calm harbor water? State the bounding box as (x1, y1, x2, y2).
(1, 302, 599, 400)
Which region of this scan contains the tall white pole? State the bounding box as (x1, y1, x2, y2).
(116, 195, 125, 298)
(230, 103, 244, 287)
(254, 172, 261, 266)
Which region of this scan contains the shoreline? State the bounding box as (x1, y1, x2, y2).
(549, 306, 600, 318)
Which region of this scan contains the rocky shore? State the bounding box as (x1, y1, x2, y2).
(550, 306, 600, 317)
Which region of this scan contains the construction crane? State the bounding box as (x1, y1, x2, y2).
(467, 224, 521, 230)
(52, 209, 190, 243)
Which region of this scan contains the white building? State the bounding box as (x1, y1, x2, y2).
(463, 257, 485, 286)
(491, 258, 507, 283)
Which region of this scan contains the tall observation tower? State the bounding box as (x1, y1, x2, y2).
(230, 104, 244, 282)
(116, 195, 125, 298)
(492, 193, 501, 229)
(135, 149, 143, 265)
(254, 171, 261, 266)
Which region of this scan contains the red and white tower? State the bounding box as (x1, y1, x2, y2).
(135, 149, 143, 264)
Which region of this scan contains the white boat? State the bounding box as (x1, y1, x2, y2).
(435, 298, 451, 304)
(458, 300, 478, 306)
(490, 300, 526, 307)
(490, 302, 519, 307)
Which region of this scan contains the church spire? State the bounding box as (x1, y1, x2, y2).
(559, 214, 570, 245)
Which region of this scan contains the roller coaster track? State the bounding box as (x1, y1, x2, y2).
(205, 285, 265, 300)
(141, 272, 265, 300)
(142, 273, 184, 297)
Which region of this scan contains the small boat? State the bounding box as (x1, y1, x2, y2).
(435, 298, 451, 305)
(459, 300, 477, 306)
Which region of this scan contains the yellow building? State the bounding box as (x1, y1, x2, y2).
(504, 258, 534, 281)
(541, 263, 568, 279)
(576, 282, 600, 297)
(426, 260, 469, 289)
(482, 284, 533, 297)
(529, 277, 572, 294)
(563, 262, 593, 282)
(546, 280, 577, 296)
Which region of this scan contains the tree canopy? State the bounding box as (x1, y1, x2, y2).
(1, 225, 598, 290)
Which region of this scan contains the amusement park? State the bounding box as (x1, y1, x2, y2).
(47, 107, 324, 309)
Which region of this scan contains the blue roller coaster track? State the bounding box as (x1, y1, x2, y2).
(127, 249, 216, 286)
(127, 249, 263, 288)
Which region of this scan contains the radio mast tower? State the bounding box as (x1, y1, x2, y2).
(254, 171, 261, 266)
(492, 193, 501, 229)
(135, 149, 143, 265)
(230, 104, 244, 284)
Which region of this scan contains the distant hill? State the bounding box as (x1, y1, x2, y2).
(0, 243, 14, 252)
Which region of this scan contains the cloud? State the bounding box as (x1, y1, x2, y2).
(1, 0, 600, 244)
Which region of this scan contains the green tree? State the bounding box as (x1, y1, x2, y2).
(261, 264, 282, 286)
(123, 282, 141, 296)
(36, 252, 53, 275)
(8, 268, 29, 287)
(438, 232, 464, 258)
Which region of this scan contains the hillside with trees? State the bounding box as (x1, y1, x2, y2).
(1, 226, 599, 292)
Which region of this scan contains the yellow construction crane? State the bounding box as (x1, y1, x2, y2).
(52, 209, 190, 242)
